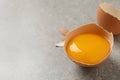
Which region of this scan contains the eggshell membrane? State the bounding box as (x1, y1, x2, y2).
(97, 2, 120, 35)
(64, 24, 113, 67)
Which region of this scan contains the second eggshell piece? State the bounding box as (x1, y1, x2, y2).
(97, 2, 120, 35)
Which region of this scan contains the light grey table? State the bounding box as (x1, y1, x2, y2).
(0, 0, 120, 80)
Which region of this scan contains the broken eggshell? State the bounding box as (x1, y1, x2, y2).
(64, 24, 114, 67)
(97, 2, 120, 35)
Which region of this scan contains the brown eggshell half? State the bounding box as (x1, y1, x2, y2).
(97, 2, 120, 35)
(64, 24, 114, 67)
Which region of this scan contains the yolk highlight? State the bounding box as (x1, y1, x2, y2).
(66, 33, 110, 64)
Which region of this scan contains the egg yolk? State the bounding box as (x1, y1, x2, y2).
(66, 33, 110, 64)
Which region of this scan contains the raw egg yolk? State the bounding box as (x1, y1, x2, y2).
(66, 33, 110, 64)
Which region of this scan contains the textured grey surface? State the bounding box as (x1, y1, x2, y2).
(0, 0, 120, 80)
